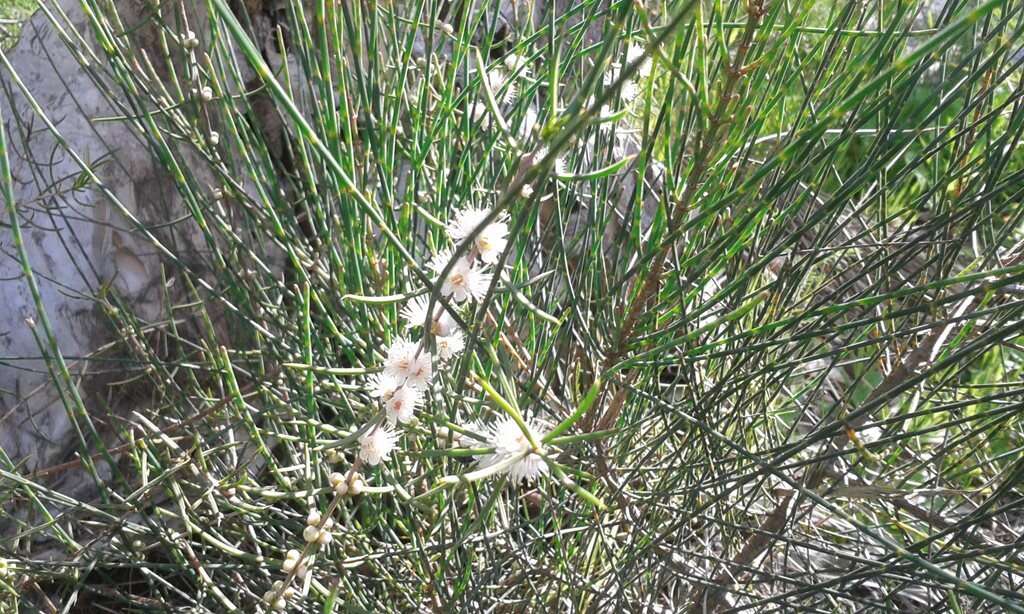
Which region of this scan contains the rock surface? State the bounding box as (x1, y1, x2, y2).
(0, 1, 225, 475)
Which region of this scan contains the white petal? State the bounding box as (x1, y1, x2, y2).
(383, 338, 433, 387)
(367, 372, 400, 398)
(437, 330, 465, 360)
(446, 208, 489, 243)
(384, 386, 421, 425)
(358, 425, 398, 466)
(476, 222, 509, 265)
(401, 295, 433, 330)
(475, 416, 549, 482)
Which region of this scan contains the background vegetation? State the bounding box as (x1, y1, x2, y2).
(2, 0, 1024, 611)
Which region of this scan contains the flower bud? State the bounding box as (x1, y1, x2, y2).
(349, 478, 364, 496)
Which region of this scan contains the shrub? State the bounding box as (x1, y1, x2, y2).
(2, 0, 1024, 611)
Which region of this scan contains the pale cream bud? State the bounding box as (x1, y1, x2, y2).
(349, 478, 364, 496)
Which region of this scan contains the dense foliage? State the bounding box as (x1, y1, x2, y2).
(2, 0, 1024, 611)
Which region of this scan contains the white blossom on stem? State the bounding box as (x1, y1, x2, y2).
(446, 208, 510, 265)
(430, 251, 492, 302)
(384, 385, 422, 425)
(401, 295, 436, 330)
(434, 309, 458, 337)
(359, 424, 399, 466)
(476, 416, 549, 482)
(367, 372, 401, 398)
(503, 52, 531, 77)
(626, 44, 653, 78)
(383, 337, 432, 388)
(603, 63, 639, 102)
(534, 146, 568, 177)
(436, 329, 465, 361)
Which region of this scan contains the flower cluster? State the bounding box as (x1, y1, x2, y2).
(353, 204, 510, 470)
(301, 510, 333, 545)
(266, 50, 540, 611)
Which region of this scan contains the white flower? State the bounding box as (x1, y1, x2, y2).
(446, 207, 510, 265)
(436, 329, 465, 361)
(603, 63, 639, 102)
(468, 102, 491, 129)
(586, 95, 617, 122)
(384, 385, 422, 425)
(476, 221, 510, 265)
(434, 309, 458, 337)
(485, 68, 518, 104)
(454, 420, 486, 448)
(445, 207, 488, 241)
(626, 44, 653, 78)
(401, 295, 435, 330)
(518, 105, 539, 140)
(503, 52, 531, 77)
(383, 337, 432, 388)
(367, 372, 401, 398)
(476, 416, 549, 482)
(430, 251, 492, 302)
(621, 80, 639, 102)
(358, 424, 399, 466)
(534, 146, 568, 176)
(403, 294, 461, 336)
